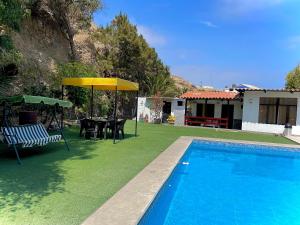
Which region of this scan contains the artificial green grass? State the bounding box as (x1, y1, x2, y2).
(0, 122, 296, 225)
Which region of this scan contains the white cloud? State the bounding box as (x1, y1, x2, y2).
(200, 20, 218, 28)
(221, 0, 286, 14)
(137, 25, 167, 46)
(287, 35, 300, 49)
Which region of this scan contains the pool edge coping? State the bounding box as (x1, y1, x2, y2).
(188, 136, 300, 149)
(81, 137, 300, 225)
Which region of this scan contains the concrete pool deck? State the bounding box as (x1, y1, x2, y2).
(286, 135, 300, 145)
(81, 137, 300, 225)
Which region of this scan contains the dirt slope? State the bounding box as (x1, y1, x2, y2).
(172, 75, 198, 91)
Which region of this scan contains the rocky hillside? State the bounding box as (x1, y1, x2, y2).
(11, 14, 194, 96)
(2, 1, 181, 98)
(12, 18, 69, 70)
(12, 19, 101, 71)
(9, 14, 100, 94)
(172, 75, 198, 92)
(11, 15, 196, 96)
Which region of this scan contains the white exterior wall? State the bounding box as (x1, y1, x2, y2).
(234, 102, 243, 120)
(137, 97, 159, 123)
(173, 99, 186, 126)
(214, 101, 222, 118)
(242, 91, 300, 135)
(137, 97, 185, 124)
(137, 97, 151, 122)
(191, 103, 197, 116)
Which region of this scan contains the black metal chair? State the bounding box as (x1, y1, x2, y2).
(117, 119, 126, 139)
(79, 118, 97, 139)
(96, 120, 106, 139)
(79, 119, 86, 137)
(107, 119, 127, 139)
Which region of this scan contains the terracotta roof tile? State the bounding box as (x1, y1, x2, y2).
(180, 91, 239, 100)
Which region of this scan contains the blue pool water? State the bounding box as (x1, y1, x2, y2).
(138, 140, 300, 225)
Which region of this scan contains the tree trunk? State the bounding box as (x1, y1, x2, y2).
(65, 24, 77, 60)
(50, 0, 77, 60)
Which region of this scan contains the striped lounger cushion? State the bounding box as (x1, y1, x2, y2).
(1, 123, 61, 148)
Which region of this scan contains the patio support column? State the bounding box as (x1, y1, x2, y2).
(296, 98, 300, 125)
(204, 99, 208, 117)
(227, 100, 230, 113)
(61, 85, 64, 129)
(275, 98, 280, 124)
(184, 99, 188, 125)
(135, 91, 139, 136)
(90, 85, 94, 119)
(227, 100, 230, 129)
(113, 86, 118, 144)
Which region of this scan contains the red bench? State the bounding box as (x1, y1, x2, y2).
(185, 116, 228, 129)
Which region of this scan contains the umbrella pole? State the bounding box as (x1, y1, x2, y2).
(135, 91, 138, 136)
(61, 85, 64, 130)
(113, 87, 118, 144)
(90, 85, 94, 119)
(2, 102, 9, 127)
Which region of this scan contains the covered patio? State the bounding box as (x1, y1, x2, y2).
(62, 77, 139, 143)
(181, 91, 242, 129)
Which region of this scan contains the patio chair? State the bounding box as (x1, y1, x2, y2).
(108, 119, 127, 139)
(79, 118, 97, 139)
(0, 123, 63, 164)
(118, 119, 127, 139)
(96, 120, 106, 139)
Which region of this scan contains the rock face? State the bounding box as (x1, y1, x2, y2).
(12, 20, 101, 71)
(12, 18, 70, 72)
(74, 26, 100, 65)
(9, 8, 100, 94)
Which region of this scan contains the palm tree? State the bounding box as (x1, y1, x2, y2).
(145, 74, 179, 97)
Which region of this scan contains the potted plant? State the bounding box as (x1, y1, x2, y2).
(150, 92, 163, 124)
(167, 114, 176, 125)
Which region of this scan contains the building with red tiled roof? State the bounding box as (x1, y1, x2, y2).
(138, 88, 300, 136)
(179, 90, 243, 129)
(180, 91, 240, 100)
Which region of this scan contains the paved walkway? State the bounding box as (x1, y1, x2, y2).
(81, 136, 193, 225)
(286, 135, 300, 144)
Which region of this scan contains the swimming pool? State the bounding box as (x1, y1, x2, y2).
(138, 140, 300, 225)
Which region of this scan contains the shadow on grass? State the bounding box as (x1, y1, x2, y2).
(0, 127, 104, 213)
(109, 133, 138, 144)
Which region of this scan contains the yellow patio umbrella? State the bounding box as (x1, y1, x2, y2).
(62, 77, 139, 143)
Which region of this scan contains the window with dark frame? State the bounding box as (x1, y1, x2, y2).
(196, 104, 203, 117)
(258, 97, 297, 126)
(196, 103, 215, 117)
(205, 104, 215, 117)
(177, 101, 183, 106)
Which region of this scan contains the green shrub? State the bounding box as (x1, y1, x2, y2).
(58, 62, 98, 107)
(0, 35, 14, 50)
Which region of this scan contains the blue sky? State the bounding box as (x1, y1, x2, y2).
(93, 0, 300, 89)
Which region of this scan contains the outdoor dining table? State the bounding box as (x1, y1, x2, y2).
(92, 118, 122, 139)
